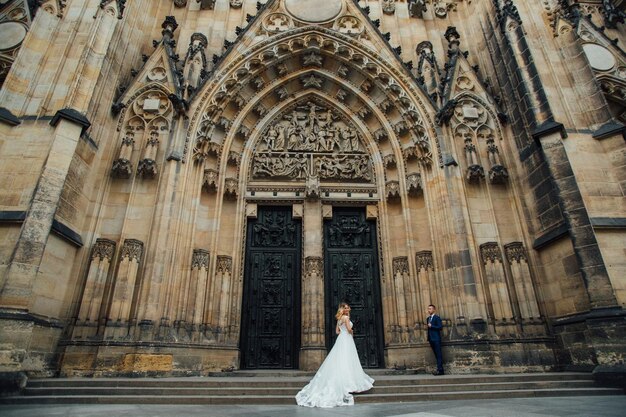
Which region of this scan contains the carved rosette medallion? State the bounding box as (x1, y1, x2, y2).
(480, 242, 502, 264)
(252, 101, 373, 183)
(91, 239, 116, 261)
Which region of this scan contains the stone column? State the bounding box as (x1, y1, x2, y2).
(392, 257, 410, 344)
(189, 249, 210, 342)
(73, 239, 116, 339)
(504, 242, 543, 335)
(215, 255, 233, 344)
(416, 251, 435, 341)
(105, 238, 144, 339)
(300, 200, 325, 370)
(480, 242, 516, 337)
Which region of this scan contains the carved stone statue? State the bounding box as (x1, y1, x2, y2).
(252, 101, 372, 182)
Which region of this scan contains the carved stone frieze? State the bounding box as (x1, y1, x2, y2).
(252, 101, 372, 182)
(305, 256, 323, 277)
(192, 249, 210, 269)
(393, 257, 409, 276)
(416, 250, 434, 271)
(216, 255, 232, 274)
(504, 242, 528, 264)
(92, 239, 116, 261)
(480, 242, 502, 264)
(120, 239, 144, 262)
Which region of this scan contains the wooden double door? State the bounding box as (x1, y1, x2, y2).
(241, 206, 384, 369)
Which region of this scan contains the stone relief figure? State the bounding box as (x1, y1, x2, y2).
(252, 101, 373, 182)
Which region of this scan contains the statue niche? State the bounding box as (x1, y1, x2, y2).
(252, 102, 373, 182)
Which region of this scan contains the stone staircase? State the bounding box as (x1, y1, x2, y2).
(1, 371, 622, 405)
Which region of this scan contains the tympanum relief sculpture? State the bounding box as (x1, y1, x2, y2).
(252, 102, 373, 182)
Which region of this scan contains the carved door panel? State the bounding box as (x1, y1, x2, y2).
(324, 207, 385, 368)
(241, 206, 301, 369)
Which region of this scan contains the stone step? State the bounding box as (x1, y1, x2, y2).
(1, 388, 622, 405)
(25, 372, 596, 388)
(21, 380, 601, 397)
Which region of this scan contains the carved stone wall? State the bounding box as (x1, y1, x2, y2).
(1, 0, 624, 378)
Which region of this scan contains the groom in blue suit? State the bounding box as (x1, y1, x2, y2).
(427, 304, 444, 375)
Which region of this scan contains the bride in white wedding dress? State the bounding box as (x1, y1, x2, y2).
(295, 303, 374, 407)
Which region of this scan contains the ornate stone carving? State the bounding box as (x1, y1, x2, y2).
(203, 169, 218, 192)
(229, 0, 243, 9)
(433, 0, 456, 18)
(386, 180, 400, 200)
(91, 239, 116, 261)
(504, 242, 527, 264)
(224, 177, 238, 197)
(263, 13, 292, 33)
(216, 255, 232, 274)
(602, 0, 626, 28)
(408, 0, 427, 18)
(252, 101, 372, 182)
(112, 158, 133, 179)
(335, 16, 364, 35)
(480, 242, 502, 264)
(197, 0, 216, 10)
(416, 251, 434, 271)
(301, 74, 323, 89)
(120, 239, 143, 262)
(393, 257, 409, 276)
(174, 0, 187, 7)
(40, 0, 68, 17)
(336, 89, 347, 102)
(407, 173, 423, 197)
(466, 164, 485, 183)
(303, 52, 323, 67)
(383, 0, 396, 15)
(100, 0, 126, 19)
(192, 249, 210, 269)
(305, 256, 323, 277)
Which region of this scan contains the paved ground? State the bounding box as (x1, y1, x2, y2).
(1, 396, 625, 417)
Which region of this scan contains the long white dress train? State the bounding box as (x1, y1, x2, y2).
(295, 320, 374, 407)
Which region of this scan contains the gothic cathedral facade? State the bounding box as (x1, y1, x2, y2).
(0, 0, 625, 377)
